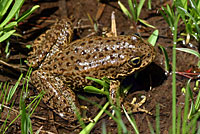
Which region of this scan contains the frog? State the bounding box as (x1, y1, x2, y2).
(27, 18, 156, 123)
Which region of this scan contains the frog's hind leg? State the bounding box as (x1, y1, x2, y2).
(31, 70, 80, 122)
(27, 18, 73, 68)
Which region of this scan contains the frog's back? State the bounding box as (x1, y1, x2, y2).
(41, 35, 155, 88)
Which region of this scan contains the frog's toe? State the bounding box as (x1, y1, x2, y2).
(123, 96, 152, 115)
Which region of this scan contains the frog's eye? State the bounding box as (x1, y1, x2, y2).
(128, 57, 141, 67)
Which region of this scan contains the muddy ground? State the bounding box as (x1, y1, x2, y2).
(0, 0, 199, 133)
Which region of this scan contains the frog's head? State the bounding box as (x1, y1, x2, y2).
(116, 42, 155, 78)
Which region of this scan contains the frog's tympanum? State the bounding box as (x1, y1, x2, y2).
(27, 18, 155, 122)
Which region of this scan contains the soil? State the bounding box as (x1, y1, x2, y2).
(0, 0, 199, 133)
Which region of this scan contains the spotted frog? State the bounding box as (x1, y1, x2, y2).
(27, 18, 155, 122)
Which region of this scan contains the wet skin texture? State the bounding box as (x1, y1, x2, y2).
(27, 18, 155, 122)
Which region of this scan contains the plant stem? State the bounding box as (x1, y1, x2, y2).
(172, 14, 180, 134)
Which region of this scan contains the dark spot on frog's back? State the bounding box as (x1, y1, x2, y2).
(67, 21, 71, 25)
(86, 54, 91, 59)
(54, 58, 58, 62)
(104, 47, 108, 51)
(70, 56, 74, 60)
(57, 53, 62, 57)
(61, 56, 65, 60)
(80, 42, 85, 46)
(66, 62, 71, 66)
(74, 48, 79, 53)
(127, 37, 131, 41)
(66, 51, 69, 55)
(147, 53, 151, 58)
(110, 55, 115, 60)
(81, 50, 86, 55)
(76, 59, 81, 63)
(99, 53, 104, 58)
(58, 62, 62, 66)
(106, 40, 111, 43)
(75, 66, 79, 70)
(54, 64, 57, 69)
(95, 47, 99, 52)
(88, 40, 93, 44)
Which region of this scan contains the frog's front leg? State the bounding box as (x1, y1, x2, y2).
(109, 80, 151, 115)
(31, 69, 80, 122)
(109, 80, 122, 105)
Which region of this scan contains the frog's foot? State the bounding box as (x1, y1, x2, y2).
(123, 96, 152, 115)
(81, 117, 95, 123)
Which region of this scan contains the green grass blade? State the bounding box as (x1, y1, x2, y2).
(28, 116, 33, 134)
(0, 0, 13, 20)
(0, 82, 9, 133)
(128, 0, 136, 21)
(118, 1, 132, 19)
(161, 7, 173, 27)
(158, 45, 170, 72)
(182, 79, 191, 134)
(21, 96, 27, 134)
(4, 22, 17, 32)
(156, 104, 160, 134)
(166, 4, 174, 20)
(0, 30, 16, 43)
(0, 31, 3, 36)
(182, 0, 188, 9)
(176, 106, 181, 134)
(5, 40, 10, 55)
(1, 83, 10, 109)
(147, 117, 155, 134)
(1, 101, 14, 134)
(101, 120, 106, 134)
(178, 6, 200, 35)
(197, 0, 200, 11)
(159, 9, 170, 26)
(0, 82, 5, 103)
(137, 0, 145, 19)
(138, 19, 156, 29)
(172, 14, 180, 134)
(17, 5, 40, 23)
(148, 29, 159, 46)
(148, 0, 152, 10)
(188, 112, 200, 133)
(85, 77, 109, 88)
(29, 92, 44, 116)
(0, 0, 25, 28)
(78, 95, 118, 122)
(194, 86, 200, 110)
(176, 48, 200, 58)
(84, 86, 109, 95)
(189, 0, 198, 11)
(122, 105, 139, 134)
(6, 73, 23, 103)
(80, 102, 109, 134)
(197, 122, 200, 134)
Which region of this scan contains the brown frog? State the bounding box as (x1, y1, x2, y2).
(27, 18, 155, 122)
